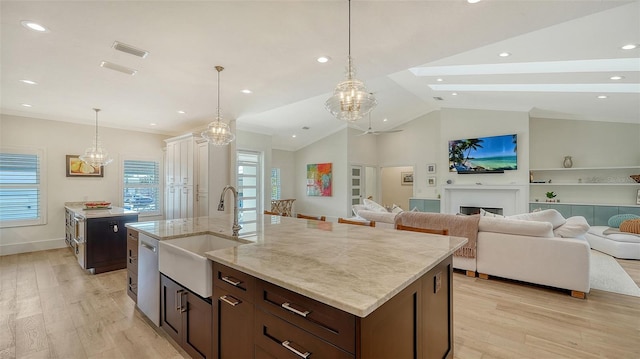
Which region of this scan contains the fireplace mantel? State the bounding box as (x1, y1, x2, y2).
(442, 184, 528, 216)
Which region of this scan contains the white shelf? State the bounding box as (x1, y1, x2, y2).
(529, 201, 640, 207)
(530, 166, 640, 171)
(530, 183, 639, 186)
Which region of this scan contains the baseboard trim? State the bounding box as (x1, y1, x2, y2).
(0, 238, 67, 256)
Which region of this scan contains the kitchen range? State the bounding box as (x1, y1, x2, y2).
(64, 201, 138, 274)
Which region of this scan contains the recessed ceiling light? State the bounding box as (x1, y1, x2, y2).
(452, 92, 458, 96)
(383, 118, 388, 122)
(20, 79, 37, 85)
(597, 95, 608, 99)
(241, 89, 252, 94)
(150, 123, 157, 126)
(467, 0, 482, 3)
(316, 56, 331, 63)
(292, 134, 297, 138)
(21, 103, 32, 107)
(436, 78, 443, 82)
(610, 76, 624, 80)
(498, 52, 511, 57)
(177, 110, 186, 114)
(21, 20, 49, 32)
(621, 44, 637, 50)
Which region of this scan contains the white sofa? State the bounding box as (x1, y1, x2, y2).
(356, 207, 591, 297)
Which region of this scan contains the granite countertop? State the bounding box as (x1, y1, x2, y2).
(65, 202, 139, 219)
(127, 213, 467, 317)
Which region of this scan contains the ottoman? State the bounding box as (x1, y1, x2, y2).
(585, 226, 640, 260)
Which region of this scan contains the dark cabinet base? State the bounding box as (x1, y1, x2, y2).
(86, 215, 138, 274)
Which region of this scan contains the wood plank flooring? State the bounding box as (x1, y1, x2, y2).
(1, 247, 639, 358)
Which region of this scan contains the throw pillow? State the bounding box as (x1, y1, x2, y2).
(508, 209, 567, 229)
(363, 198, 387, 212)
(352, 204, 367, 217)
(620, 218, 640, 234)
(553, 216, 590, 238)
(480, 208, 505, 218)
(411, 207, 420, 212)
(608, 214, 640, 228)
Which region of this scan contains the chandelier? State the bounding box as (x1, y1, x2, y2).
(325, 0, 377, 122)
(80, 108, 113, 167)
(201, 66, 235, 146)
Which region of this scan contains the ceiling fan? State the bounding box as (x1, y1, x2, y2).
(357, 113, 403, 136)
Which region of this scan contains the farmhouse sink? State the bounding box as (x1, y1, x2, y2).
(158, 234, 244, 298)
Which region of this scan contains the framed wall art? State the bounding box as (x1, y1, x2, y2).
(401, 172, 413, 185)
(306, 163, 332, 196)
(427, 176, 436, 186)
(427, 163, 436, 173)
(66, 155, 103, 177)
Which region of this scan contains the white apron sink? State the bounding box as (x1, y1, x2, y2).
(159, 234, 244, 298)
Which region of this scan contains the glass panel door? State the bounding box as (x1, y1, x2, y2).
(350, 165, 362, 206)
(237, 151, 261, 235)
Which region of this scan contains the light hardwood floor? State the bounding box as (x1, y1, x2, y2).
(1, 248, 639, 359)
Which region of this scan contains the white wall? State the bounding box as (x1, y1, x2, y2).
(295, 129, 349, 218)
(377, 111, 440, 199)
(272, 149, 296, 200)
(0, 114, 169, 255)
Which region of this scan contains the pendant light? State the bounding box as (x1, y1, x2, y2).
(325, 0, 377, 122)
(201, 66, 235, 146)
(79, 108, 113, 167)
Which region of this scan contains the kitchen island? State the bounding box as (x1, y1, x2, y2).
(127, 214, 467, 359)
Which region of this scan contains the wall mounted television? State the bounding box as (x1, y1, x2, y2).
(449, 134, 517, 174)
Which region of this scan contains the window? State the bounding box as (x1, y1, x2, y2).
(0, 147, 46, 227)
(271, 168, 281, 200)
(123, 159, 160, 215)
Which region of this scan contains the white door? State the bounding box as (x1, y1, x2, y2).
(196, 142, 209, 217)
(350, 165, 363, 206)
(237, 151, 261, 235)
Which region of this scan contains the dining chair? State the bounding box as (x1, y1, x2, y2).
(396, 224, 449, 235)
(264, 210, 281, 216)
(338, 217, 375, 227)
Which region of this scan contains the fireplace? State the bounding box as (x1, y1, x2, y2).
(459, 206, 503, 216)
(442, 185, 528, 216)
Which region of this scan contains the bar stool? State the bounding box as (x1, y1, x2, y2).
(396, 224, 449, 235)
(297, 214, 326, 221)
(338, 218, 375, 227)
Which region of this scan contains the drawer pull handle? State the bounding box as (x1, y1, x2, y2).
(220, 295, 241, 307)
(282, 340, 310, 359)
(281, 302, 310, 317)
(221, 276, 242, 287)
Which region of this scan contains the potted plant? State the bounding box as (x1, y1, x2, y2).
(545, 191, 557, 202)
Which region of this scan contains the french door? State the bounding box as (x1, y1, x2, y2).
(237, 151, 261, 235)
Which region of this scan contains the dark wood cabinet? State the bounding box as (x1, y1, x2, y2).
(161, 274, 213, 359)
(85, 214, 138, 274)
(212, 255, 454, 359)
(212, 263, 255, 359)
(126, 229, 138, 302)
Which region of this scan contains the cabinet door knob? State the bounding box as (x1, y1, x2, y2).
(219, 295, 241, 307)
(221, 276, 242, 287)
(282, 340, 310, 359)
(281, 302, 311, 317)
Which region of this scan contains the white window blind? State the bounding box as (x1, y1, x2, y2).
(0, 148, 46, 227)
(123, 159, 160, 215)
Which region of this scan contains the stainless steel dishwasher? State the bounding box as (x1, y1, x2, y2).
(138, 233, 160, 326)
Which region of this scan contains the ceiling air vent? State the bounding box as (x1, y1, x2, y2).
(433, 96, 444, 101)
(302, 126, 310, 130)
(112, 41, 149, 58)
(100, 61, 137, 76)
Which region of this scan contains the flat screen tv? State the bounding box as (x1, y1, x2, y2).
(449, 134, 517, 173)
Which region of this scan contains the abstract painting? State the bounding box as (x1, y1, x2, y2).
(306, 163, 332, 196)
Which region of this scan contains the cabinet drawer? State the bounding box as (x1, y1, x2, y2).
(255, 308, 353, 359)
(213, 262, 255, 302)
(256, 279, 355, 354)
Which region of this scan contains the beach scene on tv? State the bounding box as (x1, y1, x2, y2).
(449, 134, 517, 173)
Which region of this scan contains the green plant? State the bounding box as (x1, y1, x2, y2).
(545, 191, 557, 199)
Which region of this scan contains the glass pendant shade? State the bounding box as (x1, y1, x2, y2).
(79, 108, 113, 167)
(202, 66, 235, 146)
(325, 0, 377, 122)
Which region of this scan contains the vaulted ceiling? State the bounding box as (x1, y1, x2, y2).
(2, 1, 639, 151)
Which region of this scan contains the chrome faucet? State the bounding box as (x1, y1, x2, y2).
(218, 185, 242, 237)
